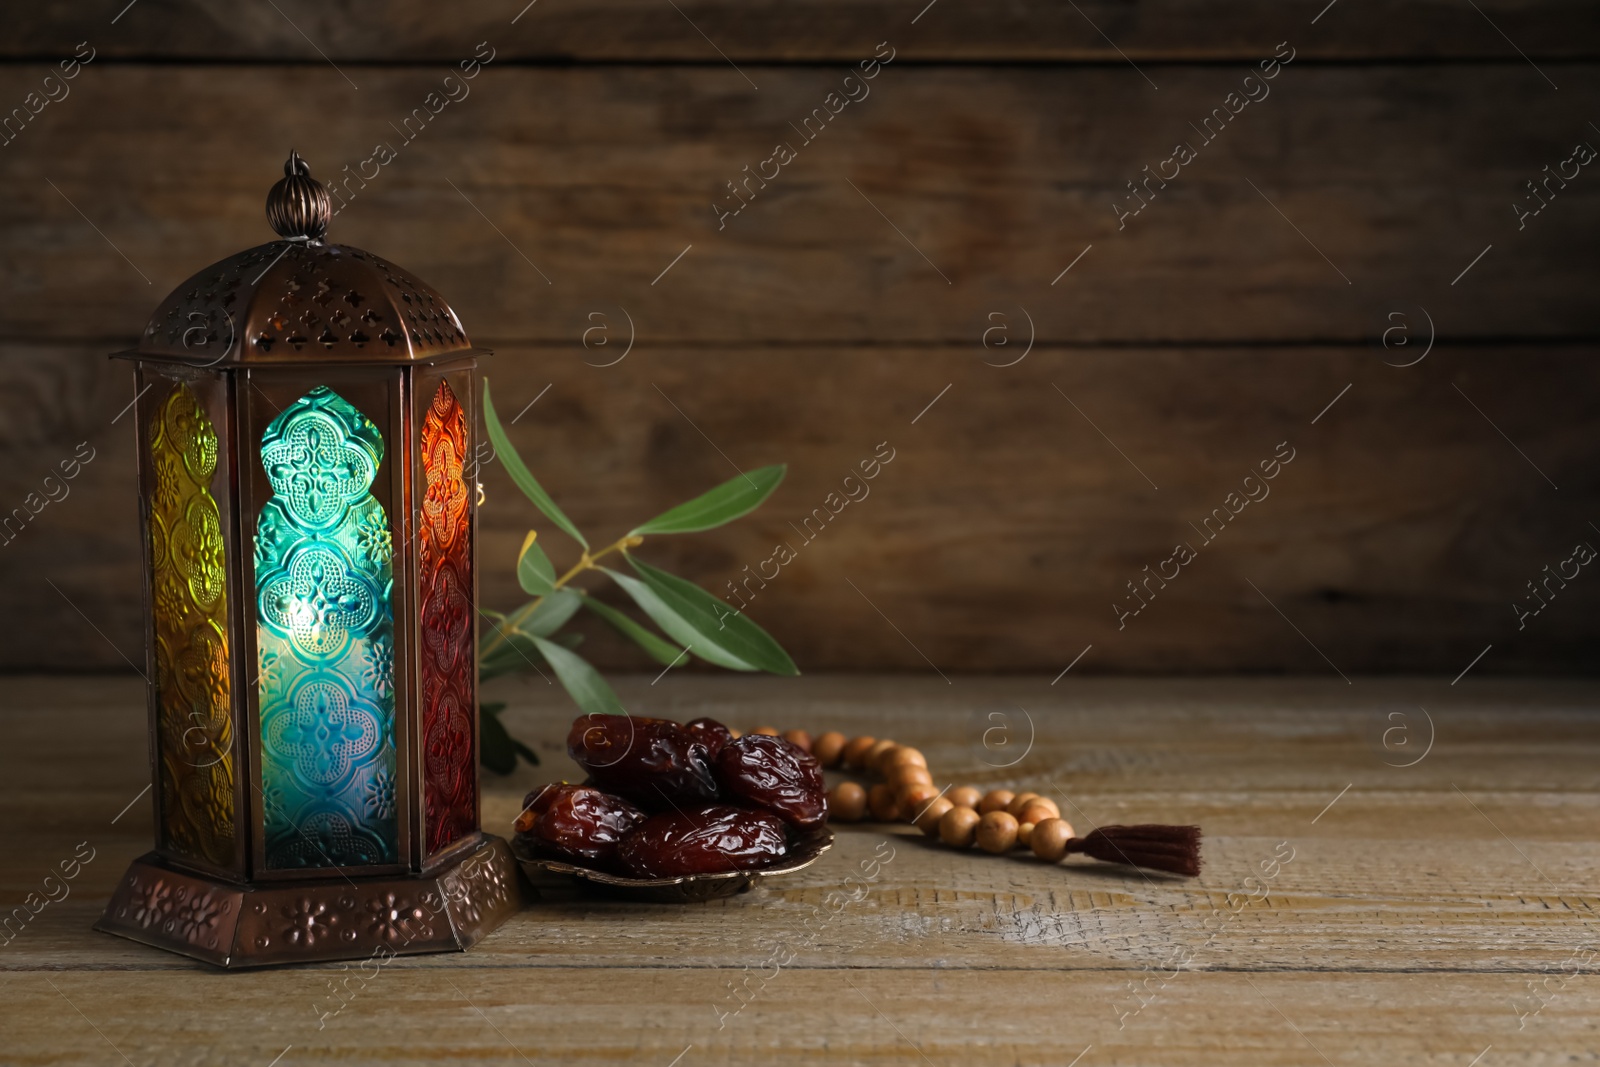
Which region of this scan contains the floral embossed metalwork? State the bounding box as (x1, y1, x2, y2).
(97, 838, 520, 967)
(419, 381, 476, 854)
(256, 386, 396, 868)
(148, 383, 235, 868)
(366, 891, 432, 943)
(446, 844, 514, 928)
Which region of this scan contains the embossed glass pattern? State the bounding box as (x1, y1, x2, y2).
(148, 382, 235, 868)
(419, 381, 476, 853)
(255, 386, 397, 868)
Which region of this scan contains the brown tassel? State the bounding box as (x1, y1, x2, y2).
(1066, 824, 1203, 877)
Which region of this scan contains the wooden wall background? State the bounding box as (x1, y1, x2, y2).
(1, 1, 1596, 675)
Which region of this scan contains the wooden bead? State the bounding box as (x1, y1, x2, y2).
(976, 811, 1020, 854)
(864, 739, 898, 774)
(782, 729, 812, 753)
(867, 783, 902, 822)
(978, 789, 1016, 815)
(870, 743, 905, 774)
(884, 746, 927, 772)
(841, 736, 877, 769)
(915, 796, 954, 837)
(1030, 817, 1075, 863)
(1017, 803, 1058, 827)
(812, 731, 848, 767)
(1017, 822, 1035, 847)
(1005, 792, 1043, 818)
(939, 806, 981, 848)
(728, 728, 742, 739)
(827, 782, 867, 822)
(947, 786, 983, 809)
(897, 782, 940, 817)
(1021, 796, 1060, 820)
(889, 764, 934, 789)
(752, 726, 780, 736)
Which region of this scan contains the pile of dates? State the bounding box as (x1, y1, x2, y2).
(513, 714, 826, 878)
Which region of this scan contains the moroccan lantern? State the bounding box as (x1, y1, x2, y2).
(96, 153, 521, 967)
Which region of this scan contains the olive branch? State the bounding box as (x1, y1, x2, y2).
(476, 379, 798, 771)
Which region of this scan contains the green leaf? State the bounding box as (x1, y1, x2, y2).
(603, 567, 755, 671)
(630, 557, 797, 675)
(505, 588, 583, 638)
(531, 636, 626, 718)
(509, 735, 539, 766)
(629, 464, 787, 536)
(516, 531, 557, 595)
(625, 557, 798, 676)
(581, 594, 688, 668)
(480, 707, 516, 774)
(477, 592, 581, 680)
(479, 702, 538, 773)
(478, 609, 524, 681)
(483, 379, 588, 550)
(479, 661, 517, 684)
(478, 633, 545, 681)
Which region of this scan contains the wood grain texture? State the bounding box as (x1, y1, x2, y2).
(4, 0, 1598, 60)
(1, 64, 1596, 345)
(2, 14, 1597, 673)
(4, 342, 1595, 674)
(2, 675, 1596, 1066)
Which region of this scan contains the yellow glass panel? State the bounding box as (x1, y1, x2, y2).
(149, 381, 235, 867)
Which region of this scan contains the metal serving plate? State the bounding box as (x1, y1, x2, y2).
(512, 826, 835, 903)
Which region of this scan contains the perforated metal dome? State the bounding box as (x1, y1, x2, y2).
(131, 153, 475, 366)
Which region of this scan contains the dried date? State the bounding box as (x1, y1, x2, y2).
(567, 713, 720, 809)
(617, 805, 789, 878)
(514, 782, 645, 868)
(684, 716, 734, 760)
(713, 733, 826, 828)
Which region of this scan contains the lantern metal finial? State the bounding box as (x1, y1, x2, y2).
(265, 150, 331, 243)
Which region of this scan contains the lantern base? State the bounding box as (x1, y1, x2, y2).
(94, 834, 524, 969)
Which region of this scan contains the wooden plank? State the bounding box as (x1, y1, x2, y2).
(1, 64, 1596, 345)
(6, 968, 1594, 1066)
(4, 1, 1598, 61)
(12, 815, 1600, 973)
(4, 342, 1596, 673)
(1, 676, 1596, 1065)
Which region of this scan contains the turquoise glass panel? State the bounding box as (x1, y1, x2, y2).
(254, 386, 397, 868)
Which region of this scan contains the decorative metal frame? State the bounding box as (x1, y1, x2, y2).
(96, 153, 522, 968)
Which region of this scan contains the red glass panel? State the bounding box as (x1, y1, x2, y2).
(419, 380, 475, 853)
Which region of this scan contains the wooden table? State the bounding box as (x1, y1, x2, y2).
(4, 675, 1597, 1065)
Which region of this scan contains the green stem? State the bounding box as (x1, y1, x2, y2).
(479, 534, 643, 660)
